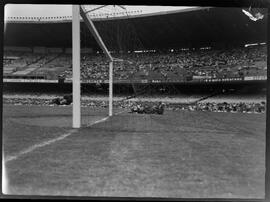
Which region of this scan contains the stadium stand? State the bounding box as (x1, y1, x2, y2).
(4, 44, 266, 81)
(185, 101, 266, 113)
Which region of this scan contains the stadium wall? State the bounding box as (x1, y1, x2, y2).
(3, 80, 266, 95)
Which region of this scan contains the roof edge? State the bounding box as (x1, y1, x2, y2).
(5, 7, 211, 24)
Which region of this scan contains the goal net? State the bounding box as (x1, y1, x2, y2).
(73, 5, 149, 128)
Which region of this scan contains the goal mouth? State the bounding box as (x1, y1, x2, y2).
(72, 5, 147, 128)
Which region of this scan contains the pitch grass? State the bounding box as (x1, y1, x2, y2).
(3, 104, 266, 198)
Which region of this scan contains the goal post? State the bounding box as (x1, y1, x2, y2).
(72, 5, 114, 128)
(109, 61, 113, 116)
(72, 5, 81, 128)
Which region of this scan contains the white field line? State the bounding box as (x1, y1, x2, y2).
(86, 116, 109, 127)
(5, 115, 116, 163)
(5, 129, 78, 163)
(85, 109, 126, 127)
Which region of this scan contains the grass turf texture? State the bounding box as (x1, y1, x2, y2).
(3, 104, 266, 198)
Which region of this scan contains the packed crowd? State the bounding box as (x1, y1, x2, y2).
(4, 45, 267, 81)
(54, 45, 269, 81)
(60, 54, 132, 81)
(174, 101, 266, 113)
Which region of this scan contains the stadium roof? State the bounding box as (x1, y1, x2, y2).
(4, 7, 267, 50)
(4, 5, 199, 22)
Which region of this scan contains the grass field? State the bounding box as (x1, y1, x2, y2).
(2, 104, 266, 198)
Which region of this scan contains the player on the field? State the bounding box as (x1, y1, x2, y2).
(130, 101, 165, 115)
(50, 94, 72, 105)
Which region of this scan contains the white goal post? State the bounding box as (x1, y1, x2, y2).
(72, 5, 81, 128)
(72, 5, 114, 128)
